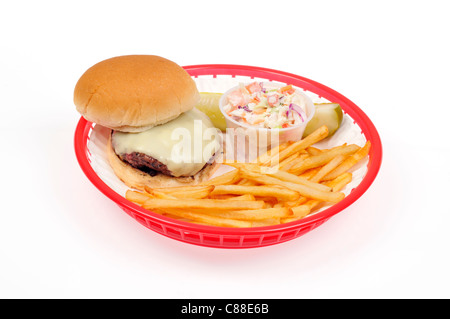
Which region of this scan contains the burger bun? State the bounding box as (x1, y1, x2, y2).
(74, 55, 200, 132)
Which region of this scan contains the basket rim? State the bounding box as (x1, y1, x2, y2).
(74, 64, 382, 237)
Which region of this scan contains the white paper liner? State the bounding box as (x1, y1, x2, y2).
(87, 75, 369, 215)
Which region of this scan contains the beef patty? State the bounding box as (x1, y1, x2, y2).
(118, 152, 173, 177)
(111, 131, 214, 178)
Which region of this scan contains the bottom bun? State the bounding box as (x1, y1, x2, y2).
(107, 135, 220, 190)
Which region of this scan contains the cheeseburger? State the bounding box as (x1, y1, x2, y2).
(74, 55, 221, 189)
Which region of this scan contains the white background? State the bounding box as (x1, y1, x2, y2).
(1, 0, 449, 299)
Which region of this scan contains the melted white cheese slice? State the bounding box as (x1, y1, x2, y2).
(112, 108, 221, 177)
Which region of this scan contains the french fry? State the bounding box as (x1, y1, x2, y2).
(263, 168, 332, 192)
(202, 169, 240, 185)
(209, 194, 234, 200)
(224, 161, 257, 170)
(211, 185, 300, 201)
(288, 144, 360, 175)
(145, 185, 215, 199)
(280, 156, 302, 172)
(236, 178, 258, 186)
(252, 141, 290, 166)
(281, 197, 308, 207)
(146, 185, 212, 193)
(280, 217, 299, 223)
(142, 198, 265, 211)
(281, 208, 314, 223)
(298, 167, 322, 180)
(125, 190, 153, 205)
(275, 125, 329, 164)
(263, 201, 274, 208)
(278, 152, 310, 171)
(309, 143, 348, 155)
(307, 172, 353, 209)
(228, 194, 256, 201)
(200, 207, 293, 221)
(300, 174, 353, 217)
(278, 153, 299, 170)
(326, 172, 353, 192)
(161, 213, 193, 222)
(227, 162, 331, 192)
(239, 169, 345, 203)
(284, 172, 354, 223)
(291, 205, 310, 218)
(309, 154, 347, 183)
(220, 166, 260, 186)
(306, 146, 323, 156)
(254, 196, 278, 208)
(149, 190, 178, 200)
(161, 209, 252, 227)
(211, 194, 257, 201)
(168, 188, 214, 199)
(280, 152, 299, 165)
(322, 141, 371, 181)
(251, 218, 281, 227)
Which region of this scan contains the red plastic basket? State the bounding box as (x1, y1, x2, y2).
(74, 64, 382, 249)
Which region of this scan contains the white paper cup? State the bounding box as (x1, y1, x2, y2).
(219, 82, 315, 160)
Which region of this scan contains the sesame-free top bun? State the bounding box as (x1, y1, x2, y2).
(74, 55, 200, 132)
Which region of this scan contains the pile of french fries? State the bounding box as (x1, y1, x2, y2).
(125, 125, 371, 227)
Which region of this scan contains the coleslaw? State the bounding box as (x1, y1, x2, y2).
(222, 82, 309, 129)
